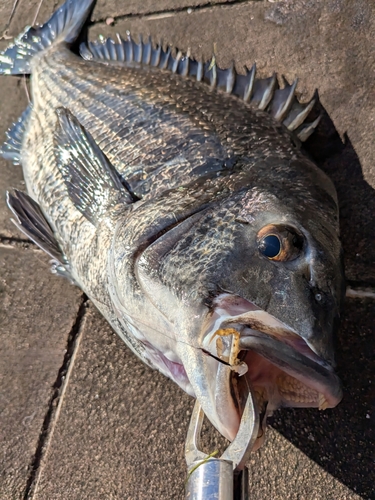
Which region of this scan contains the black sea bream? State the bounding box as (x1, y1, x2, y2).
(0, 0, 344, 445)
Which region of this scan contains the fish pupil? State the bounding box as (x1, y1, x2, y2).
(259, 235, 281, 258)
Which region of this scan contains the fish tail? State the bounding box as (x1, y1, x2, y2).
(0, 0, 95, 75)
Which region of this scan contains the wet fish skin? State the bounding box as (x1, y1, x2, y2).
(0, 0, 344, 442)
(29, 49, 304, 199)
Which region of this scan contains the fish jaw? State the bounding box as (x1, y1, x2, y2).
(193, 293, 342, 441)
(168, 291, 341, 445)
(176, 323, 242, 441)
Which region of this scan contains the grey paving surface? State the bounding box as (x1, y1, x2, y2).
(0, 0, 374, 499)
(0, 247, 82, 499)
(269, 299, 375, 498)
(4, 0, 57, 37)
(32, 305, 193, 500)
(31, 305, 367, 500)
(0, 0, 15, 36)
(91, 0, 240, 21)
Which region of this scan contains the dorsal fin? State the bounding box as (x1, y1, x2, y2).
(80, 34, 320, 142)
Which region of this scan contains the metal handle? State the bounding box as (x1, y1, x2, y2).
(185, 460, 249, 500)
(185, 458, 234, 500)
(185, 390, 258, 499)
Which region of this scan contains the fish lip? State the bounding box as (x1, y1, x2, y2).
(238, 330, 342, 405)
(201, 295, 342, 441)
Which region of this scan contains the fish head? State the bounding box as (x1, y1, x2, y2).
(115, 156, 345, 444)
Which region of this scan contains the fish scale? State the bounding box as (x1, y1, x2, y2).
(32, 46, 304, 202)
(0, 0, 344, 448)
(38, 54, 225, 198)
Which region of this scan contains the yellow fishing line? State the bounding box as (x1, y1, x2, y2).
(185, 449, 220, 487)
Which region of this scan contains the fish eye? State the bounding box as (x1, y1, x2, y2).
(257, 224, 304, 262)
(259, 234, 281, 258)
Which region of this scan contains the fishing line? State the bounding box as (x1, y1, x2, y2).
(22, 75, 30, 103)
(88, 291, 211, 353)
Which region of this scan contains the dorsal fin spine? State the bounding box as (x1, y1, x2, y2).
(243, 64, 256, 102)
(210, 65, 217, 88)
(135, 37, 143, 63)
(197, 61, 203, 82)
(180, 56, 189, 77)
(117, 39, 124, 60)
(126, 36, 134, 61)
(160, 47, 171, 70)
(272, 79, 298, 122)
(284, 97, 316, 131)
(151, 44, 161, 66)
(80, 35, 320, 142)
(143, 37, 152, 65)
(172, 51, 182, 73)
(226, 64, 236, 94)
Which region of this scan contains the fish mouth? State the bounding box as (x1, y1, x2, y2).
(199, 293, 343, 445)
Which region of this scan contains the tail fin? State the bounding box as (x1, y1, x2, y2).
(0, 0, 95, 75)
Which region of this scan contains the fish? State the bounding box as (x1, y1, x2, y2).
(0, 0, 344, 446)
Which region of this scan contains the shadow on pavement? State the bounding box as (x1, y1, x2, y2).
(307, 101, 375, 285)
(270, 106, 375, 499)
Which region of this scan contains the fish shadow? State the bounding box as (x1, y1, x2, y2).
(270, 105, 375, 499)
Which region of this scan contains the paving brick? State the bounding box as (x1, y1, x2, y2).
(33, 303, 368, 499)
(32, 305, 192, 500)
(6, 0, 57, 38)
(0, 0, 19, 35)
(91, 0, 238, 22)
(0, 247, 82, 499)
(269, 298, 375, 499)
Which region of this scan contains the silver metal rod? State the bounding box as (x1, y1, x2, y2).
(185, 458, 234, 500)
(185, 391, 258, 499)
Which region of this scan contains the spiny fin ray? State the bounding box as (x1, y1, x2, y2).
(0, 104, 32, 164)
(251, 74, 278, 110)
(270, 78, 298, 122)
(296, 116, 322, 142)
(80, 35, 319, 141)
(283, 96, 317, 131)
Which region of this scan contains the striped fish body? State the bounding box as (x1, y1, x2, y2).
(28, 44, 308, 203)
(1, 0, 344, 444)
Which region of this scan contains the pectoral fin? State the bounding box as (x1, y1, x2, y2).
(54, 108, 135, 227)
